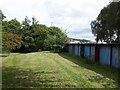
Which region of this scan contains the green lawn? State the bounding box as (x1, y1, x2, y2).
(2, 51, 120, 88)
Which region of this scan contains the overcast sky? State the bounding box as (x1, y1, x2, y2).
(0, 0, 110, 41)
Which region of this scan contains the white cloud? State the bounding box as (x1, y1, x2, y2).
(0, 0, 110, 41)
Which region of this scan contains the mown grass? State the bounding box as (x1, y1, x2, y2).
(2, 51, 120, 88)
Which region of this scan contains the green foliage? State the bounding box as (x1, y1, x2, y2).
(20, 17, 68, 52)
(44, 26, 68, 51)
(20, 17, 47, 52)
(91, 2, 120, 44)
(2, 33, 22, 51)
(0, 9, 6, 21)
(1, 14, 68, 52)
(2, 18, 21, 34)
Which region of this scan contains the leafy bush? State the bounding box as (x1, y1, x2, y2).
(2, 33, 22, 51)
(43, 26, 68, 52)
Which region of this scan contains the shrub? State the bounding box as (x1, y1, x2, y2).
(2, 33, 22, 51)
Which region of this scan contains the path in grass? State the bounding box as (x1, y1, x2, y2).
(2, 51, 120, 88)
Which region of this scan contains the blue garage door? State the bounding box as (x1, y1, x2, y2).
(74, 45, 79, 56)
(112, 47, 120, 68)
(99, 46, 110, 65)
(91, 46, 95, 61)
(78, 45, 81, 56)
(84, 45, 90, 58)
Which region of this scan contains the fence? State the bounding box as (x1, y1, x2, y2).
(64, 44, 120, 68)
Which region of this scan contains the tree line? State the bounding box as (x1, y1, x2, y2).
(91, 1, 120, 44)
(1, 11, 68, 52)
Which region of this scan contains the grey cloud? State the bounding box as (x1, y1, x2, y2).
(0, 0, 109, 41)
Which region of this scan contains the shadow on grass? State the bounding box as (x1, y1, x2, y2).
(2, 66, 67, 89)
(58, 52, 120, 87)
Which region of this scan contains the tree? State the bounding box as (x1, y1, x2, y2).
(2, 33, 22, 51)
(116, 1, 120, 43)
(91, 2, 120, 43)
(20, 16, 31, 51)
(2, 18, 21, 34)
(0, 9, 6, 21)
(20, 16, 49, 52)
(44, 26, 68, 51)
(20, 16, 68, 52)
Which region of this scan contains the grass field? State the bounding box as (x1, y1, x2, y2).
(2, 51, 120, 88)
